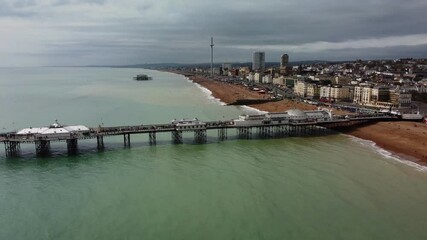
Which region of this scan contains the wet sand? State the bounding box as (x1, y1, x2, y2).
(187, 73, 427, 165)
(346, 122, 427, 164)
(189, 76, 270, 104)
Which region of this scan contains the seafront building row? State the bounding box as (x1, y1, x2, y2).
(182, 55, 427, 111)
(293, 81, 412, 109)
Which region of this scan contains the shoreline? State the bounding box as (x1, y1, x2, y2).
(177, 71, 427, 167)
(190, 79, 227, 106)
(343, 121, 427, 166)
(347, 135, 427, 171)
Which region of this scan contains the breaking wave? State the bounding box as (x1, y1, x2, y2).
(187, 77, 227, 106)
(348, 135, 427, 172)
(239, 105, 268, 115)
(187, 77, 269, 115)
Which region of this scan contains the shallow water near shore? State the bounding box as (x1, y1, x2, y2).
(1, 67, 427, 239)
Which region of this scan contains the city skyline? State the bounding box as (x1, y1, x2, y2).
(1, 0, 427, 67)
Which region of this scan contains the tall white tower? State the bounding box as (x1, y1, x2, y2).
(210, 37, 214, 77)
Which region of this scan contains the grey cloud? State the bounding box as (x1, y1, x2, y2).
(290, 44, 427, 62)
(0, 1, 35, 17)
(196, 0, 427, 45)
(52, 0, 107, 6)
(1, 0, 427, 66)
(12, 0, 36, 8)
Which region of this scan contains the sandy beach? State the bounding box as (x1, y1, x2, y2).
(346, 122, 427, 164)
(185, 73, 427, 165)
(190, 75, 331, 111)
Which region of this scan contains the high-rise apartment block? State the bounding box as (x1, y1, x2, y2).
(280, 54, 289, 68)
(252, 52, 265, 71)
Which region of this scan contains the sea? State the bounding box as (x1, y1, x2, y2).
(1, 67, 427, 240)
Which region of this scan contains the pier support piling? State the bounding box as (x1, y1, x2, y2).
(257, 126, 272, 138)
(172, 130, 183, 144)
(194, 129, 207, 144)
(67, 138, 78, 155)
(237, 127, 252, 139)
(149, 132, 156, 145)
(4, 141, 20, 157)
(274, 126, 286, 138)
(123, 134, 130, 148)
(35, 140, 50, 156)
(291, 125, 297, 137)
(302, 126, 307, 136)
(218, 128, 227, 141)
(97, 136, 104, 150)
(257, 127, 262, 138)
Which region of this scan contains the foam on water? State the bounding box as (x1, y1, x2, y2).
(239, 105, 268, 115)
(187, 77, 227, 106)
(187, 77, 269, 115)
(348, 135, 427, 172)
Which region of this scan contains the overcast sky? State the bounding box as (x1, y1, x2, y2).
(1, 0, 427, 66)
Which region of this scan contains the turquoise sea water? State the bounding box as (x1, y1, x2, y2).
(1, 67, 427, 239)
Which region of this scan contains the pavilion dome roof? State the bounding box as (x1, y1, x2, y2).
(286, 109, 307, 117)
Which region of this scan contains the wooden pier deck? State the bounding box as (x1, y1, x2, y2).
(0, 115, 397, 157)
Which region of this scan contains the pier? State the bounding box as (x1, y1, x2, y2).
(0, 113, 397, 157)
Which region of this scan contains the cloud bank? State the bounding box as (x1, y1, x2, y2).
(1, 0, 427, 66)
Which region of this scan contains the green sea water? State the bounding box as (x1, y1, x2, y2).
(1, 67, 427, 240)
